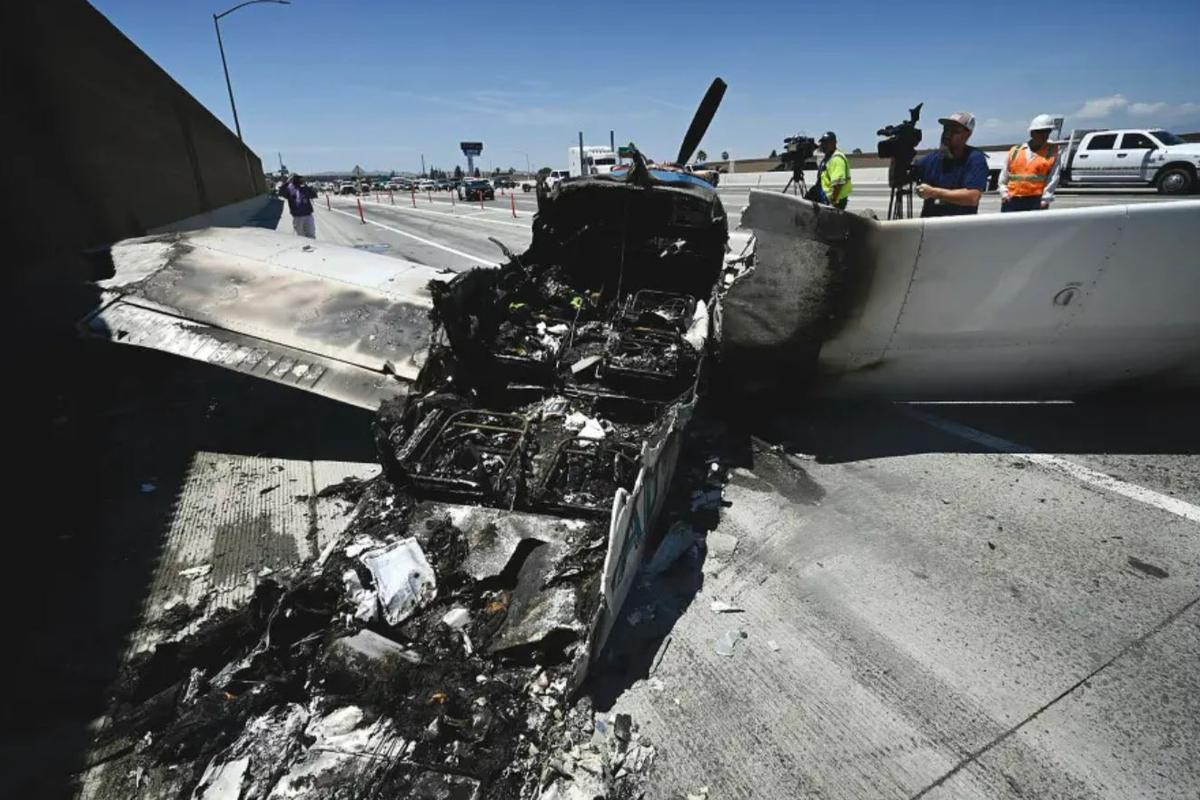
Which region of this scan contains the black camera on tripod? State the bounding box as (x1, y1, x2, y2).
(877, 102, 923, 187)
(781, 134, 818, 170)
(779, 135, 818, 195)
(876, 103, 924, 218)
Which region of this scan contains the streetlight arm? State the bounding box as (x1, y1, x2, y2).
(215, 0, 289, 21)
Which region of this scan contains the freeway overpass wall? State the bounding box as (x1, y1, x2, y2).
(2, 0, 267, 292)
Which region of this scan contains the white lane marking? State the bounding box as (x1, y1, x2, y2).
(324, 207, 500, 266)
(905, 407, 1200, 524)
(348, 196, 532, 228)
(911, 400, 1075, 406)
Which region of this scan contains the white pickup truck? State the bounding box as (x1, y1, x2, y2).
(522, 170, 571, 193)
(1056, 128, 1200, 194)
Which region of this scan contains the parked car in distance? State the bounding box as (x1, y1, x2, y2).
(493, 177, 516, 189)
(458, 178, 495, 201)
(338, 182, 357, 195)
(544, 169, 571, 190)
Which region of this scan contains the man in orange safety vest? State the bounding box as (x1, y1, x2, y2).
(998, 114, 1062, 212)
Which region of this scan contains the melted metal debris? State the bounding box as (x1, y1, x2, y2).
(84, 171, 731, 799)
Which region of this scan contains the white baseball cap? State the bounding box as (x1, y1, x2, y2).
(1029, 114, 1058, 132)
(937, 111, 976, 133)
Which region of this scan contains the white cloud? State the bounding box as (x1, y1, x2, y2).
(1130, 101, 1200, 119)
(1074, 95, 1200, 123)
(1077, 94, 1128, 119)
(1129, 101, 1168, 116)
(969, 117, 1029, 143)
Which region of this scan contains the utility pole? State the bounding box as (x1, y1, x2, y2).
(213, 1, 291, 141)
(421, 154, 426, 177)
(212, 0, 290, 192)
(213, 14, 241, 141)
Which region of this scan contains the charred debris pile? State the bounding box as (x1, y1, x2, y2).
(92, 175, 728, 799)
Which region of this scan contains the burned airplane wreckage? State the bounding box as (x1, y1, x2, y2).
(78, 146, 729, 798)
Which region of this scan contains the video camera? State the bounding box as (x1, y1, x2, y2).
(780, 135, 817, 174)
(877, 104, 923, 159)
(778, 134, 818, 196)
(876, 103, 925, 218)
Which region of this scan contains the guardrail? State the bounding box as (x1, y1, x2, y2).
(718, 167, 892, 188)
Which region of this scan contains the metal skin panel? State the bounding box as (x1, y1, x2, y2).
(85, 227, 448, 402)
(82, 301, 408, 409)
(734, 192, 1200, 398)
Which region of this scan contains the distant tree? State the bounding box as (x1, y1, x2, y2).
(537, 167, 551, 178)
(508, 167, 515, 175)
(852, 147, 862, 155)
(696, 149, 708, 162)
(769, 149, 778, 158)
(454, 165, 463, 180)
(493, 167, 501, 176)
(720, 150, 729, 160)
(474, 167, 481, 178)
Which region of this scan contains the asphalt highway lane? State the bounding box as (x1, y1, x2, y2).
(305, 184, 1191, 273)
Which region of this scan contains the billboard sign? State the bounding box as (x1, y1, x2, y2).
(460, 141, 483, 157)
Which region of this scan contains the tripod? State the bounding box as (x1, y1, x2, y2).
(781, 166, 808, 197)
(887, 182, 914, 219)
(886, 157, 916, 219)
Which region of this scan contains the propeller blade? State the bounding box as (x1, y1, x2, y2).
(675, 78, 726, 165)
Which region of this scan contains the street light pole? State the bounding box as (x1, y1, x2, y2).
(212, 0, 291, 142)
(212, 14, 242, 141)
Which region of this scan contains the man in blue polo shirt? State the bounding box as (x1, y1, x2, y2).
(915, 111, 989, 218)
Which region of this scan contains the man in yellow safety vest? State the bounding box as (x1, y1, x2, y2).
(816, 131, 852, 209)
(998, 114, 1062, 212)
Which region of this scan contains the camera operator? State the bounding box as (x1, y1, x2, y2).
(816, 132, 853, 209)
(914, 112, 989, 218)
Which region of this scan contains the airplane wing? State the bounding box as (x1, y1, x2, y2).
(723, 192, 1200, 398)
(81, 227, 450, 409)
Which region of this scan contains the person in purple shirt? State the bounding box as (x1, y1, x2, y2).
(279, 174, 318, 238)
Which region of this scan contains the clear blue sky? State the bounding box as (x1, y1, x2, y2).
(92, 0, 1200, 174)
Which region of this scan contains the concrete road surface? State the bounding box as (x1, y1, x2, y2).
(593, 400, 1200, 799)
(278, 185, 1191, 272)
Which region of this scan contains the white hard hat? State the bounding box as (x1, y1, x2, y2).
(1029, 114, 1057, 132)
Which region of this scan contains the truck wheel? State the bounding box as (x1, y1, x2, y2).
(1156, 167, 1194, 195)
